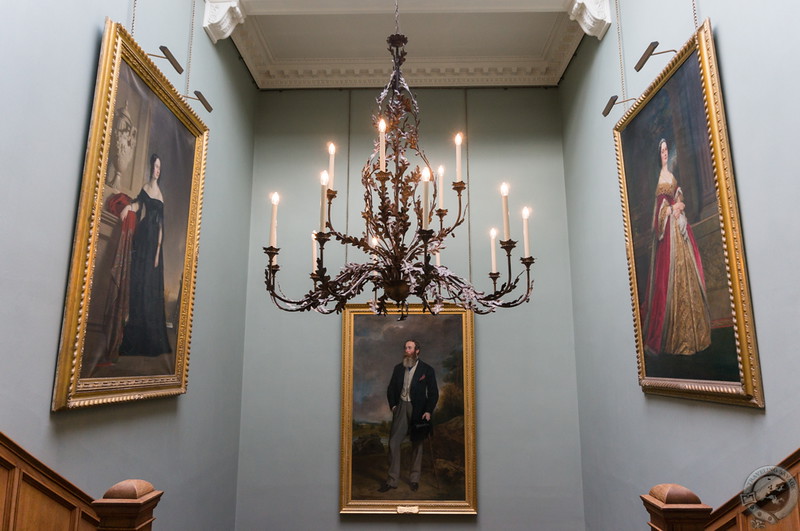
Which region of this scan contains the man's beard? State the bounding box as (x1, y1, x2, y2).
(402, 355, 418, 368)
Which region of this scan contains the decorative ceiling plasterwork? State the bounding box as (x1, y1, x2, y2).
(203, 1, 246, 44)
(203, 0, 611, 89)
(569, 0, 611, 39)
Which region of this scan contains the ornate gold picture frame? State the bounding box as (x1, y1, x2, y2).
(340, 304, 476, 514)
(52, 19, 208, 410)
(614, 20, 762, 407)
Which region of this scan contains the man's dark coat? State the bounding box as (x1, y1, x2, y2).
(387, 360, 439, 442)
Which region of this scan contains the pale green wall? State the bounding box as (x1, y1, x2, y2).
(560, 1, 800, 529)
(4, 1, 798, 530)
(0, 2, 256, 529)
(236, 87, 583, 529)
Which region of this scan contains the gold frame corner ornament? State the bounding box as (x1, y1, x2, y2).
(339, 304, 477, 514)
(51, 19, 208, 411)
(613, 19, 763, 408)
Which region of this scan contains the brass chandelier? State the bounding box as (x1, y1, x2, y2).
(263, 30, 535, 317)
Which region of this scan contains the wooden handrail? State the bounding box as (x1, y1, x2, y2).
(644, 446, 800, 530)
(0, 430, 162, 530)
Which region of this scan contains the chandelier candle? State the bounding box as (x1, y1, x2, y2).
(500, 183, 511, 240)
(455, 133, 463, 182)
(269, 192, 280, 248)
(311, 231, 317, 271)
(319, 171, 329, 232)
(522, 207, 531, 258)
(421, 167, 431, 230)
(378, 119, 386, 172)
(490, 228, 498, 273)
(328, 143, 336, 190)
(437, 166, 445, 209)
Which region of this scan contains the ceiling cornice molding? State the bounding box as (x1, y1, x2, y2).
(208, 1, 602, 89)
(232, 15, 583, 89)
(203, 0, 611, 43)
(239, 0, 570, 16)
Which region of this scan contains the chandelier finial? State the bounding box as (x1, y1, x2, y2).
(387, 33, 408, 70)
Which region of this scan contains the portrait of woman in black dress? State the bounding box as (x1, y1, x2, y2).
(117, 153, 172, 357)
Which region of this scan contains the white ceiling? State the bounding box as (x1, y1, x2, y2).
(204, 0, 611, 89)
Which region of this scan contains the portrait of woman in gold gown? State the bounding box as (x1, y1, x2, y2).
(640, 138, 711, 356)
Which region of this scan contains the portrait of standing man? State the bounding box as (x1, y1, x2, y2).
(341, 305, 476, 513)
(379, 339, 438, 493)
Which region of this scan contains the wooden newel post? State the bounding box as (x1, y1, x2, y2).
(641, 483, 712, 531)
(92, 479, 163, 531)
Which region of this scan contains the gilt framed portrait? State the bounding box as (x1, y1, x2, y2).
(340, 304, 476, 514)
(613, 19, 762, 407)
(52, 19, 208, 410)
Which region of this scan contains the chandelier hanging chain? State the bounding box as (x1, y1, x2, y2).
(263, 31, 535, 317)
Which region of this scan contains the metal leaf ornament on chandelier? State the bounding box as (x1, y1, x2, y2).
(264, 33, 535, 318)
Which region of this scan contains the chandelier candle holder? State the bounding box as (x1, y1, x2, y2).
(263, 32, 535, 317)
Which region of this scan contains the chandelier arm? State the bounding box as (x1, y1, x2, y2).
(430, 182, 467, 246)
(265, 253, 378, 313)
(438, 282, 495, 315)
(436, 268, 531, 313)
(483, 264, 533, 303)
(485, 279, 535, 309)
(434, 267, 528, 311)
(265, 281, 322, 312)
(324, 189, 337, 233)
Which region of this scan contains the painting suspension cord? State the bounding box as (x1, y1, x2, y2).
(692, 0, 699, 29)
(344, 90, 353, 264)
(463, 89, 473, 284)
(185, 0, 197, 96)
(614, 0, 628, 107)
(130, 0, 137, 36)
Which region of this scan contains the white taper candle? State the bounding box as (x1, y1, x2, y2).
(328, 143, 336, 190)
(319, 171, 329, 232)
(269, 192, 280, 247)
(379, 119, 386, 173)
(421, 167, 431, 229)
(311, 231, 318, 271)
(522, 207, 531, 258)
(437, 165, 445, 209)
(490, 228, 498, 273)
(500, 182, 510, 240)
(455, 133, 463, 182)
